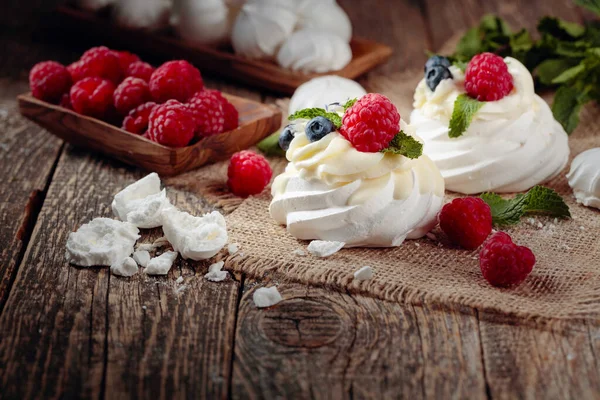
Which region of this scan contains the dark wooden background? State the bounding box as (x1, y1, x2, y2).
(0, 0, 599, 399)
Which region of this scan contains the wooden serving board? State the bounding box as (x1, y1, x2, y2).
(18, 93, 282, 176)
(54, 6, 393, 95)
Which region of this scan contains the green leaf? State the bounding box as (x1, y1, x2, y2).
(380, 131, 423, 159)
(538, 16, 585, 39)
(452, 60, 468, 72)
(454, 27, 482, 60)
(257, 132, 286, 157)
(448, 94, 484, 138)
(575, 0, 600, 16)
(536, 58, 580, 85)
(343, 98, 357, 111)
(288, 108, 342, 128)
(481, 186, 570, 226)
(551, 85, 590, 134)
(510, 29, 534, 53)
(551, 63, 586, 83)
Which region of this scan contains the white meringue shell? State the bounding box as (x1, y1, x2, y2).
(288, 75, 366, 114)
(567, 148, 600, 209)
(277, 30, 352, 73)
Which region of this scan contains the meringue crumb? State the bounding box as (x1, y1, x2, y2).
(426, 233, 437, 241)
(228, 243, 240, 255)
(176, 276, 184, 284)
(142, 305, 147, 310)
(253, 287, 282, 308)
(307, 240, 345, 257)
(414, 242, 420, 247)
(537, 222, 543, 229)
(204, 261, 228, 282)
(136, 243, 155, 252)
(353, 266, 373, 281)
(293, 249, 306, 257)
(580, 226, 586, 231)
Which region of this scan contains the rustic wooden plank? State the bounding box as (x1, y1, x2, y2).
(231, 283, 487, 399)
(479, 313, 600, 399)
(0, 79, 64, 313)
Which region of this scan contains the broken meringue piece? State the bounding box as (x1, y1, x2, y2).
(353, 266, 373, 281)
(112, 173, 173, 229)
(133, 250, 151, 267)
(204, 261, 228, 282)
(162, 209, 228, 260)
(307, 240, 345, 257)
(253, 286, 283, 308)
(65, 218, 140, 267)
(144, 251, 178, 275)
(111, 257, 139, 277)
(227, 243, 240, 255)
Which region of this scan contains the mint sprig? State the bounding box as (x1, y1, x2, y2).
(448, 94, 484, 138)
(257, 131, 286, 157)
(343, 98, 357, 111)
(380, 131, 423, 159)
(480, 186, 571, 226)
(288, 108, 342, 128)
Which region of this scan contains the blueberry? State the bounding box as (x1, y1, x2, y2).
(305, 116, 334, 142)
(426, 65, 452, 91)
(278, 125, 295, 151)
(424, 55, 451, 72)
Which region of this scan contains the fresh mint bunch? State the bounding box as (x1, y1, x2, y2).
(443, 7, 600, 134)
(380, 131, 423, 159)
(288, 108, 342, 129)
(480, 186, 571, 226)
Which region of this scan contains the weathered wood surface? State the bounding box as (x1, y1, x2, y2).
(0, 0, 599, 399)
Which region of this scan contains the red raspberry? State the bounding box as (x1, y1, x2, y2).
(29, 61, 72, 103)
(70, 77, 116, 118)
(115, 50, 140, 73)
(340, 93, 400, 152)
(439, 197, 492, 250)
(122, 101, 157, 134)
(126, 61, 155, 81)
(480, 232, 536, 287)
(206, 89, 239, 131)
(68, 46, 122, 84)
(465, 53, 514, 102)
(227, 151, 272, 197)
(149, 60, 203, 103)
(147, 100, 195, 147)
(186, 90, 225, 137)
(113, 77, 151, 115)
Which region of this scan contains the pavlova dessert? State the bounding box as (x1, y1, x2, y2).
(270, 93, 445, 247)
(410, 53, 570, 194)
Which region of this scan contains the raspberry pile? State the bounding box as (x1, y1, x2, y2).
(29, 46, 239, 147)
(464, 53, 514, 102)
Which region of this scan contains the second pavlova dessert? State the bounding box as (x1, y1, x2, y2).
(411, 53, 570, 194)
(270, 93, 445, 247)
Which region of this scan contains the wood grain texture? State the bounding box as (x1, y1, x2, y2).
(18, 93, 281, 176)
(0, 80, 63, 312)
(55, 6, 392, 95)
(232, 283, 487, 399)
(0, 147, 241, 399)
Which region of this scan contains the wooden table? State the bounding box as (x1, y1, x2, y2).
(1, 0, 599, 398)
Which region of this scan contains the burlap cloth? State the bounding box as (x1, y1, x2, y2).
(167, 92, 600, 321)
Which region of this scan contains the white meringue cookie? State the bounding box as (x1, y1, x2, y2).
(231, 0, 298, 59)
(277, 30, 352, 73)
(411, 57, 570, 194)
(113, 0, 172, 31)
(567, 148, 600, 209)
(76, 0, 115, 11)
(173, 0, 231, 45)
(296, 0, 352, 42)
(270, 120, 445, 247)
(288, 75, 366, 114)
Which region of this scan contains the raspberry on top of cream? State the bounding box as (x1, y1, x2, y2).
(270, 95, 445, 248)
(411, 55, 570, 195)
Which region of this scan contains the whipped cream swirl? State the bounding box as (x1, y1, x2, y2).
(270, 121, 444, 247)
(410, 57, 570, 194)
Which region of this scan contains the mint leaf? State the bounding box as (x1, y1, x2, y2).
(481, 186, 571, 226)
(536, 58, 579, 85)
(343, 98, 357, 111)
(452, 60, 468, 72)
(551, 85, 590, 134)
(538, 17, 585, 39)
(448, 94, 484, 138)
(575, 0, 600, 16)
(551, 63, 586, 83)
(288, 108, 342, 128)
(257, 132, 285, 157)
(380, 131, 423, 159)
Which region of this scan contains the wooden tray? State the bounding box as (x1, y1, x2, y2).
(55, 6, 393, 94)
(18, 93, 282, 176)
